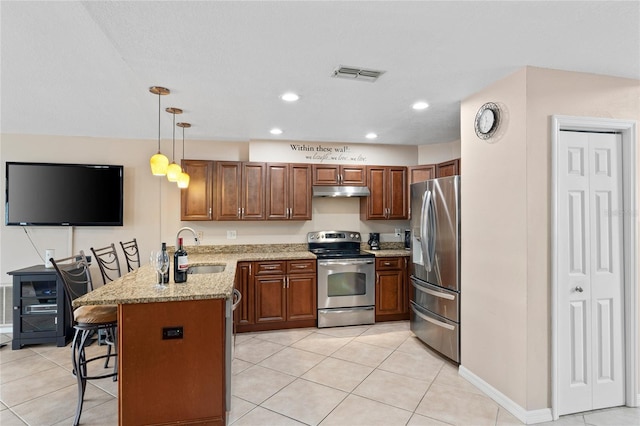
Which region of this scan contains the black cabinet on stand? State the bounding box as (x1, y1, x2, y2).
(8, 265, 86, 350)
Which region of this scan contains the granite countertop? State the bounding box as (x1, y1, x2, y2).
(73, 250, 315, 307)
(364, 249, 410, 257)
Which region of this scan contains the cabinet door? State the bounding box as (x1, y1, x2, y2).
(312, 165, 340, 185)
(386, 167, 408, 219)
(376, 270, 405, 317)
(409, 165, 436, 184)
(436, 159, 460, 177)
(286, 274, 317, 321)
(266, 163, 289, 220)
(215, 162, 241, 220)
(254, 275, 286, 323)
(289, 163, 312, 220)
(242, 162, 266, 220)
(181, 160, 214, 220)
(362, 166, 387, 219)
(234, 262, 253, 327)
(340, 165, 367, 186)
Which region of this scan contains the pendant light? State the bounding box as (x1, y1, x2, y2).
(176, 122, 191, 188)
(165, 107, 183, 182)
(149, 86, 170, 176)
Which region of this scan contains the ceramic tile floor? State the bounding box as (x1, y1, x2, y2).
(1, 321, 639, 425)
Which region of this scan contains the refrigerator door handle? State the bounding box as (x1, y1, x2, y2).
(410, 303, 455, 331)
(421, 190, 432, 270)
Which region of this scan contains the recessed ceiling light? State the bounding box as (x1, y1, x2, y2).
(270, 128, 283, 135)
(412, 101, 429, 110)
(365, 132, 378, 139)
(281, 92, 299, 102)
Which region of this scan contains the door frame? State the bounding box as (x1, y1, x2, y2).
(551, 115, 638, 419)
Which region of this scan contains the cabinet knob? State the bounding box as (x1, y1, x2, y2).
(575, 286, 584, 293)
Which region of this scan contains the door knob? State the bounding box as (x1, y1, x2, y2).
(575, 286, 584, 293)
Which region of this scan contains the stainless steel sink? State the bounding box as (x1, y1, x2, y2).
(187, 264, 226, 274)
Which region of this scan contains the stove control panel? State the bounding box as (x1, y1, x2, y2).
(307, 231, 361, 243)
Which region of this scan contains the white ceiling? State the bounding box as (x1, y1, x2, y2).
(1, 1, 639, 146)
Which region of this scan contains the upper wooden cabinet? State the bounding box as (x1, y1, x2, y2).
(408, 165, 436, 184)
(181, 160, 214, 221)
(266, 163, 312, 220)
(215, 162, 266, 220)
(436, 158, 460, 177)
(361, 166, 408, 220)
(312, 164, 367, 186)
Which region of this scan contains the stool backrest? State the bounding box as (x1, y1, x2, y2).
(119, 238, 140, 272)
(90, 243, 122, 285)
(50, 251, 93, 319)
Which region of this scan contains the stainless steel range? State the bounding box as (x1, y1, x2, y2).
(308, 231, 375, 328)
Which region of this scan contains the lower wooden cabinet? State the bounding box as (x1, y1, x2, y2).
(235, 259, 317, 332)
(375, 257, 409, 322)
(119, 299, 226, 424)
(234, 262, 254, 327)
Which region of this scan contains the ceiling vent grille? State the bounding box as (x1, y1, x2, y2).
(332, 65, 385, 82)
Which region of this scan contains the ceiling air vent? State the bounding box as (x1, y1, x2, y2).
(332, 65, 385, 82)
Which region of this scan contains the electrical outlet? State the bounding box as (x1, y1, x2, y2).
(226, 230, 237, 240)
(395, 228, 401, 237)
(197, 231, 204, 240)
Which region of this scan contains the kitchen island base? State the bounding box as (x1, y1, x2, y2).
(118, 298, 227, 425)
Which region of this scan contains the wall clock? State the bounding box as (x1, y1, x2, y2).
(474, 102, 501, 140)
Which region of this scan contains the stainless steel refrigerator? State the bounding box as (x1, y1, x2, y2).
(409, 175, 461, 363)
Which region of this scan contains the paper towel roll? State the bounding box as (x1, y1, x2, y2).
(45, 249, 55, 268)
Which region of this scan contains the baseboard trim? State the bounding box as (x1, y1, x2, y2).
(0, 325, 12, 334)
(458, 365, 553, 424)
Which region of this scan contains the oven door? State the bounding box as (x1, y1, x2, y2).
(317, 258, 375, 309)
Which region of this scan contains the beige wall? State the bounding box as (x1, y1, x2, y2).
(461, 67, 640, 411)
(0, 135, 416, 281)
(418, 140, 461, 164)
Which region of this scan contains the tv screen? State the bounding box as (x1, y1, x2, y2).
(5, 162, 124, 226)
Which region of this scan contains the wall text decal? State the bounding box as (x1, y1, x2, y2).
(249, 140, 416, 166)
(289, 144, 367, 163)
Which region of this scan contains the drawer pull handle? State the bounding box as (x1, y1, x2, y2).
(411, 279, 455, 300)
(411, 305, 455, 330)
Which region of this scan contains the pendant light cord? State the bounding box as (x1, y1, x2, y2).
(172, 112, 176, 162)
(182, 126, 186, 169)
(157, 92, 161, 152)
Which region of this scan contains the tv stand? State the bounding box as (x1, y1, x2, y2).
(8, 264, 86, 349)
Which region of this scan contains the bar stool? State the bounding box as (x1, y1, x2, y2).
(50, 251, 118, 426)
(90, 243, 122, 285)
(119, 238, 140, 272)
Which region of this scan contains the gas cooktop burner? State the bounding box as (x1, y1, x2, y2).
(307, 230, 375, 259)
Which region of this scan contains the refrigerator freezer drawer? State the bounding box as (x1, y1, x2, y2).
(410, 301, 459, 363)
(410, 277, 459, 322)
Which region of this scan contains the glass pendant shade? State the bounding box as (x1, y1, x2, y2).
(177, 171, 190, 188)
(150, 152, 169, 176)
(166, 162, 181, 182)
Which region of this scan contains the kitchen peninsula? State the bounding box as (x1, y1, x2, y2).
(73, 247, 315, 425)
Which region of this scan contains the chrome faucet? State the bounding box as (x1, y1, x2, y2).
(176, 227, 200, 248)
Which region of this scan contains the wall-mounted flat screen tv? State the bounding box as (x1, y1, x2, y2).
(5, 162, 124, 226)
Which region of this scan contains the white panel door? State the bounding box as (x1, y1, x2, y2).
(557, 130, 624, 415)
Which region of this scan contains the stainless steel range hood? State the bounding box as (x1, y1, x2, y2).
(312, 186, 371, 197)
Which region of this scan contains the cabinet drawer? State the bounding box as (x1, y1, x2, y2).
(254, 261, 286, 275)
(375, 257, 404, 270)
(287, 259, 316, 274)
